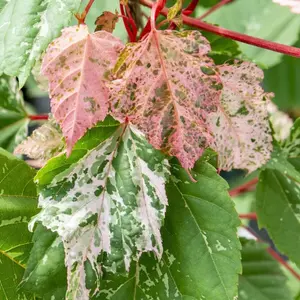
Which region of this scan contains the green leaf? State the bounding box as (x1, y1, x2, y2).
(239, 238, 292, 300)
(256, 169, 300, 267)
(264, 37, 300, 110)
(0, 148, 38, 300)
(100, 160, 241, 300)
(198, 0, 300, 67)
(21, 225, 67, 300)
(32, 124, 170, 299)
(283, 118, 300, 158)
(0, 0, 81, 86)
(0, 76, 29, 152)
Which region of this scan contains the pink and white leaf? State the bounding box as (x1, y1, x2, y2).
(109, 30, 222, 169)
(273, 0, 300, 13)
(208, 62, 273, 172)
(42, 25, 124, 155)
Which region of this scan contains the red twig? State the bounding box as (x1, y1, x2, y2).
(243, 226, 300, 281)
(75, 0, 95, 24)
(198, 0, 233, 20)
(229, 178, 258, 197)
(28, 115, 49, 121)
(139, 0, 300, 58)
(239, 213, 257, 220)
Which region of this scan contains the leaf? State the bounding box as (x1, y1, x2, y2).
(273, 0, 300, 13)
(31, 124, 170, 299)
(21, 225, 67, 300)
(42, 25, 124, 155)
(14, 118, 65, 161)
(256, 169, 300, 267)
(167, 0, 183, 26)
(239, 238, 292, 300)
(198, 0, 300, 67)
(0, 76, 29, 152)
(208, 61, 273, 172)
(95, 11, 119, 33)
(109, 30, 222, 169)
(0, 0, 81, 87)
(282, 118, 300, 157)
(0, 148, 38, 300)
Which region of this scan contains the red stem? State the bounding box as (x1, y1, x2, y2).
(198, 0, 233, 20)
(243, 226, 300, 281)
(28, 115, 49, 121)
(239, 213, 257, 220)
(76, 0, 95, 24)
(229, 178, 258, 197)
(139, 0, 300, 58)
(120, 3, 136, 42)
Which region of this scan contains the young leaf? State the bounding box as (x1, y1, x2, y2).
(0, 0, 81, 87)
(0, 76, 29, 152)
(208, 61, 273, 172)
(42, 24, 124, 155)
(31, 124, 170, 299)
(0, 148, 38, 300)
(239, 238, 292, 300)
(14, 118, 65, 161)
(256, 169, 300, 268)
(109, 30, 222, 169)
(95, 11, 119, 33)
(273, 0, 300, 13)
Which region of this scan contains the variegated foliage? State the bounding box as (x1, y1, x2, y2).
(42, 25, 124, 155)
(30, 124, 170, 300)
(208, 62, 273, 172)
(14, 118, 64, 161)
(109, 30, 222, 169)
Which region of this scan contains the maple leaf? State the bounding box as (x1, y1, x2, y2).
(42, 25, 124, 156)
(273, 0, 300, 13)
(30, 124, 170, 300)
(208, 62, 273, 172)
(109, 30, 222, 169)
(95, 11, 119, 33)
(14, 118, 64, 162)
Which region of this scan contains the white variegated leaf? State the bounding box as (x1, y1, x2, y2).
(15, 119, 64, 161)
(30, 124, 170, 300)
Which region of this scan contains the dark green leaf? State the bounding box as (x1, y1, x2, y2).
(283, 118, 300, 158)
(239, 238, 292, 300)
(256, 169, 300, 267)
(0, 148, 38, 299)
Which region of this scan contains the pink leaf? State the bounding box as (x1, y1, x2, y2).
(273, 0, 300, 13)
(42, 25, 124, 155)
(208, 62, 273, 172)
(109, 30, 222, 169)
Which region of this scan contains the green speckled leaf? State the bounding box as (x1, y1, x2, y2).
(0, 148, 38, 300)
(0, 0, 81, 86)
(283, 118, 300, 158)
(31, 124, 170, 300)
(256, 169, 300, 268)
(238, 238, 292, 300)
(0, 76, 29, 152)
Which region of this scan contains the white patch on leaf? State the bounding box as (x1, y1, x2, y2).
(30, 124, 169, 300)
(273, 0, 300, 13)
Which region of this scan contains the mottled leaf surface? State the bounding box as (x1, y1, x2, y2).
(42, 25, 124, 155)
(256, 169, 300, 267)
(0, 0, 81, 86)
(0, 76, 29, 152)
(15, 119, 64, 161)
(239, 239, 292, 300)
(109, 30, 222, 169)
(208, 62, 272, 172)
(95, 11, 119, 33)
(0, 148, 38, 300)
(31, 124, 170, 299)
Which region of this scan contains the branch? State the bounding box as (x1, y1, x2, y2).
(243, 226, 300, 281)
(28, 115, 49, 121)
(229, 178, 258, 197)
(139, 0, 300, 58)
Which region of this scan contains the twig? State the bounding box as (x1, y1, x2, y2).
(229, 178, 258, 197)
(139, 0, 300, 58)
(199, 0, 233, 20)
(239, 213, 257, 220)
(75, 0, 95, 24)
(243, 226, 300, 281)
(28, 115, 49, 121)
